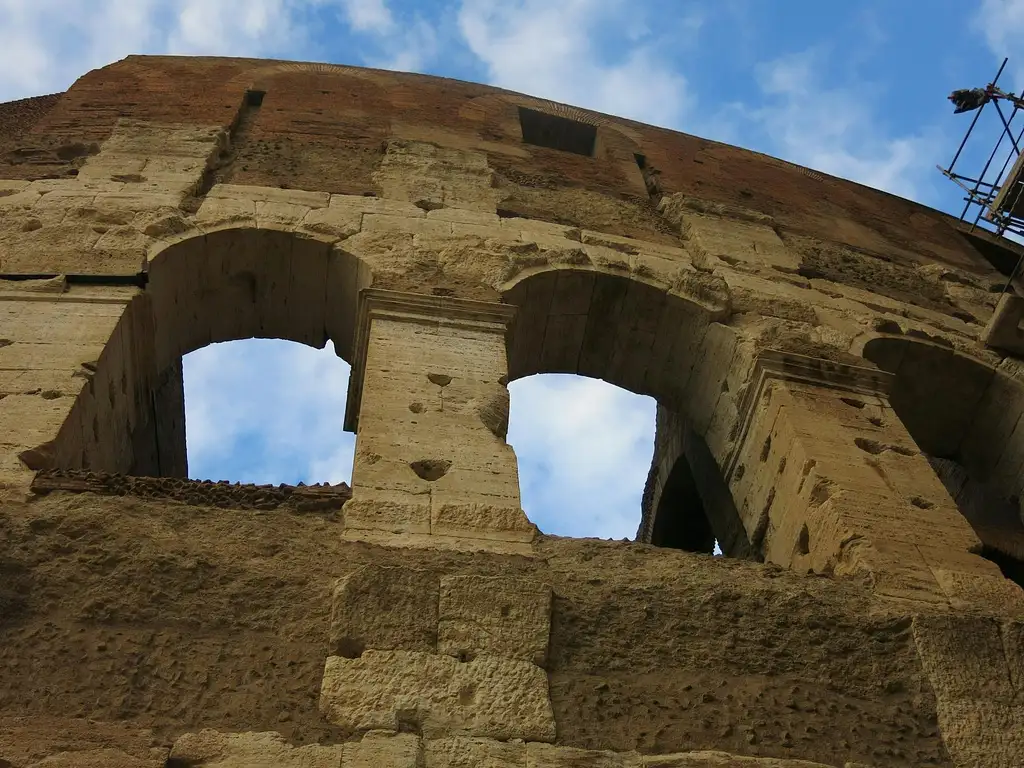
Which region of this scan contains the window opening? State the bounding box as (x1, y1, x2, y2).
(518, 106, 597, 157)
(507, 374, 655, 539)
(182, 339, 354, 486)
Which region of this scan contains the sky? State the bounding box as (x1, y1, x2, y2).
(1, 0, 1022, 539)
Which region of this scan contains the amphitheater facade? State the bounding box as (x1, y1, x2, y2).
(1, 56, 1024, 767)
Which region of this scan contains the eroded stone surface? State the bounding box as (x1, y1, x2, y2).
(438, 574, 552, 666)
(329, 565, 439, 656)
(319, 650, 556, 742)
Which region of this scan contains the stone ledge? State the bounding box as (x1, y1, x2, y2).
(30, 469, 351, 512)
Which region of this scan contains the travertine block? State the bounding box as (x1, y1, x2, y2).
(196, 196, 257, 229)
(438, 575, 551, 666)
(345, 731, 420, 768)
(330, 565, 439, 656)
(320, 650, 556, 742)
(342, 497, 431, 535)
(682, 213, 798, 273)
(430, 502, 536, 543)
(526, 743, 641, 768)
(208, 184, 330, 208)
(424, 736, 526, 768)
(643, 752, 834, 767)
(300, 206, 363, 241)
(169, 729, 343, 767)
(26, 747, 165, 767)
(255, 200, 312, 230)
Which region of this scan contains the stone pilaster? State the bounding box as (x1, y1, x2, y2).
(342, 289, 535, 553)
(726, 350, 1024, 611)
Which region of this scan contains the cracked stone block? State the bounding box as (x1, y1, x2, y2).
(344, 731, 420, 768)
(168, 729, 344, 767)
(319, 649, 555, 742)
(438, 575, 552, 666)
(424, 737, 525, 768)
(329, 565, 439, 656)
(525, 743, 641, 768)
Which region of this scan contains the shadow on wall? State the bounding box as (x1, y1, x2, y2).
(864, 336, 1024, 587)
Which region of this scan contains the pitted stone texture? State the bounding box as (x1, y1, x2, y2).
(28, 749, 165, 767)
(344, 731, 420, 768)
(913, 616, 1024, 767)
(643, 753, 835, 767)
(424, 737, 526, 768)
(375, 139, 499, 213)
(680, 213, 798, 274)
(169, 729, 344, 767)
(329, 565, 439, 656)
(526, 742, 641, 767)
(439, 574, 552, 666)
(319, 650, 556, 742)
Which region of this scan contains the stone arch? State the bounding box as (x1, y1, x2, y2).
(502, 264, 741, 542)
(863, 335, 1024, 582)
(44, 226, 372, 479)
(502, 266, 718, 406)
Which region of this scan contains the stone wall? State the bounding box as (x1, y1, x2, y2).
(2, 56, 1024, 767)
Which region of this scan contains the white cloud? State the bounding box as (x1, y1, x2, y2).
(183, 340, 354, 486)
(0, 0, 346, 101)
(339, 0, 394, 34)
(721, 48, 942, 202)
(508, 375, 656, 540)
(974, 0, 1024, 88)
(457, 0, 693, 128)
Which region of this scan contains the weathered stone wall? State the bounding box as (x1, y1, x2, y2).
(2, 55, 1024, 767)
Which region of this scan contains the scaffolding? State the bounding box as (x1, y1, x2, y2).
(939, 58, 1024, 243)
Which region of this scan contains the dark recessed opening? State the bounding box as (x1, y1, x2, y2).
(245, 89, 266, 107)
(634, 153, 647, 169)
(518, 106, 597, 157)
(651, 457, 715, 554)
(981, 545, 1024, 589)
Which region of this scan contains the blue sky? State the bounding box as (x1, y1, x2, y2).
(2, 0, 1021, 539)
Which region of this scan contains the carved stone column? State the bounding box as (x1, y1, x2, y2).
(726, 350, 1024, 610)
(342, 289, 535, 553)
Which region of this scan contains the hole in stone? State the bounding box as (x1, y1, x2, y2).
(777, 457, 787, 474)
(634, 153, 647, 169)
(456, 650, 475, 663)
(854, 437, 884, 455)
(39, 390, 61, 400)
(840, 397, 866, 409)
(334, 637, 365, 659)
(868, 416, 884, 427)
(797, 524, 810, 556)
(427, 373, 452, 387)
(734, 464, 746, 481)
(414, 199, 443, 212)
(760, 436, 772, 462)
(183, 339, 354, 487)
(910, 496, 934, 509)
(410, 458, 451, 481)
(409, 402, 424, 414)
(458, 684, 476, 705)
(500, 605, 511, 617)
(245, 89, 266, 107)
(395, 709, 422, 734)
(518, 106, 597, 157)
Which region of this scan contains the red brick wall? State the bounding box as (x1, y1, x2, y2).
(0, 54, 998, 276)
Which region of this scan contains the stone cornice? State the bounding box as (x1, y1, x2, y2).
(724, 349, 894, 482)
(344, 289, 517, 433)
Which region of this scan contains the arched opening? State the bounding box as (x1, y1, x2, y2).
(502, 266, 730, 543)
(48, 227, 370, 482)
(651, 455, 714, 552)
(183, 339, 353, 485)
(863, 336, 1024, 588)
(506, 373, 655, 538)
